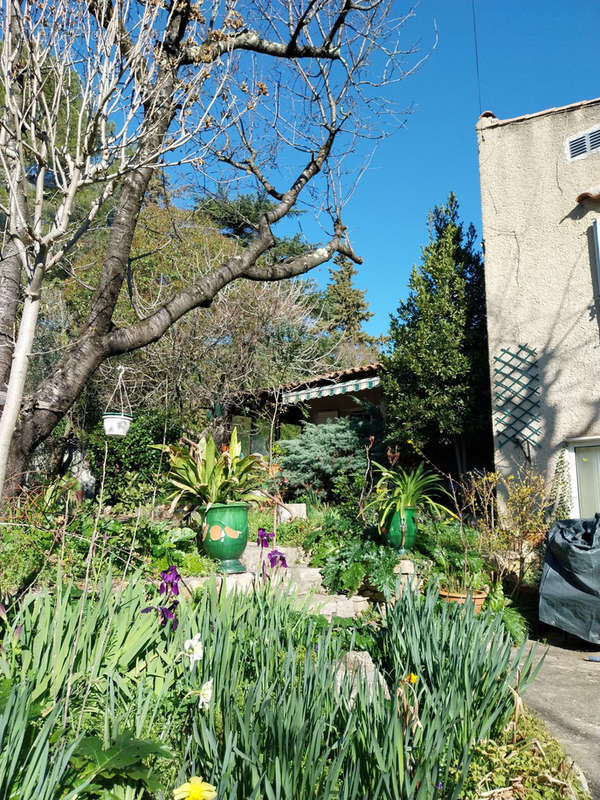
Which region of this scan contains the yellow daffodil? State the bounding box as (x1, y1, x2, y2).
(173, 776, 217, 800)
(408, 673, 418, 684)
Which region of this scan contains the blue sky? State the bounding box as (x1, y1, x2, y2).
(301, 0, 600, 338)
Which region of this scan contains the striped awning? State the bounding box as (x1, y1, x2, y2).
(282, 375, 380, 405)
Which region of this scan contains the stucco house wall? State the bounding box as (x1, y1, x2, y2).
(477, 98, 600, 515)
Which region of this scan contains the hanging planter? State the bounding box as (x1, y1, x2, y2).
(102, 411, 133, 437)
(103, 366, 133, 437)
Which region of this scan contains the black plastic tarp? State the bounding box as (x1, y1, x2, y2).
(539, 515, 600, 644)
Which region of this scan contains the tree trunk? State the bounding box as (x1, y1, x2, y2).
(0, 240, 22, 397)
(454, 438, 467, 477)
(0, 267, 44, 498)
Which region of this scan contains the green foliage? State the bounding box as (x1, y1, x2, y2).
(0, 563, 552, 800)
(180, 551, 220, 577)
(156, 427, 268, 507)
(322, 253, 376, 346)
(320, 536, 400, 599)
(415, 518, 489, 593)
(195, 190, 301, 243)
(0, 683, 79, 800)
(381, 193, 491, 457)
(68, 734, 171, 797)
(462, 712, 590, 800)
(484, 582, 529, 645)
(379, 587, 541, 784)
(278, 417, 377, 501)
(0, 497, 213, 594)
(366, 461, 452, 532)
(86, 411, 182, 505)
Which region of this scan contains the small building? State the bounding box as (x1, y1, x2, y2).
(233, 362, 382, 454)
(477, 97, 600, 515)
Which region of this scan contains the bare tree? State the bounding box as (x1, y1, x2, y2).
(0, 0, 423, 497)
(96, 275, 337, 424)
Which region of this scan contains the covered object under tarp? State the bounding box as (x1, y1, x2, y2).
(539, 516, 600, 644)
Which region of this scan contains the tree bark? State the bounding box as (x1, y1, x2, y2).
(0, 240, 22, 396)
(0, 266, 44, 495)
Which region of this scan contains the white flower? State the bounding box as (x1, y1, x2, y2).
(183, 633, 204, 669)
(198, 679, 213, 710)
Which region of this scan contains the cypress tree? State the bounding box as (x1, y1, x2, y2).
(381, 193, 492, 472)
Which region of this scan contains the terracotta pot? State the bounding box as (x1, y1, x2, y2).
(439, 588, 489, 615)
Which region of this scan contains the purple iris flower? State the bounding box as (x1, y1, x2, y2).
(436, 782, 443, 791)
(141, 602, 178, 631)
(142, 565, 181, 631)
(256, 528, 274, 548)
(267, 549, 287, 569)
(159, 565, 181, 596)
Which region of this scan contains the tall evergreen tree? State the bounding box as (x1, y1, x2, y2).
(320, 254, 381, 370)
(325, 253, 374, 343)
(381, 194, 492, 473)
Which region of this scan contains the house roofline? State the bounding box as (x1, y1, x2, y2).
(274, 362, 380, 393)
(476, 96, 600, 131)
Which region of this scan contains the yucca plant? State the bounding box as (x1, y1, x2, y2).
(367, 461, 452, 523)
(154, 427, 268, 508)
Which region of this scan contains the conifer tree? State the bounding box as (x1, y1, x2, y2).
(381, 194, 492, 472)
(324, 254, 377, 347)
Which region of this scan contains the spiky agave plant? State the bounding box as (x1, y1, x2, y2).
(366, 460, 454, 534)
(154, 427, 268, 508)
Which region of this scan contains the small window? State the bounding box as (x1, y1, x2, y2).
(567, 126, 600, 161)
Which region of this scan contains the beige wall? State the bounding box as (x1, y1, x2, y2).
(477, 99, 600, 511)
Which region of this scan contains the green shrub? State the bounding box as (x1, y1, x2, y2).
(415, 518, 489, 591)
(277, 417, 377, 501)
(86, 411, 182, 505)
(0, 526, 48, 595)
(319, 536, 400, 598)
(180, 551, 219, 576)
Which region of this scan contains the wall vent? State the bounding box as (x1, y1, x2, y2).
(567, 127, 600, 160)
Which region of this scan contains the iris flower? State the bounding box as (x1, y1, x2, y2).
(173, 776, 217, 800)
(141, 602, 179, 630)
(267, 549, 287, 569)
(256, 528, 274, 548)
(160, 565, 182, 596)
(198, 678, 213, 710)
(183, 633, 204, 669)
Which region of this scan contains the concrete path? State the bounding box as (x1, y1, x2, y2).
(523, 638, 600, 798)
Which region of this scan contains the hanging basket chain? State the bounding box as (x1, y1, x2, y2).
(104, 365, 132, 416)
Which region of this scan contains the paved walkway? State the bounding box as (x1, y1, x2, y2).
(523, 638, 600, 798)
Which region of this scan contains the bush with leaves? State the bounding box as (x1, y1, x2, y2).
(85, 411, 182, 505)
(278, 417, 380, 501)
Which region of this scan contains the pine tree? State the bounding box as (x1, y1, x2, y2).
(381, 193, 492, 472)
(324, 253, 376, 346)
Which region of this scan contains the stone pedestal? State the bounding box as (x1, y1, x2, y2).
(277, 503, 307, 523)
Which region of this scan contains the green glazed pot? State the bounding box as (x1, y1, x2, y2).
(199, 502, 249, 573)
(381, 508, 417, 553)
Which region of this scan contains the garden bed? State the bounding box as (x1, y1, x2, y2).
(0, 571, 589, 800)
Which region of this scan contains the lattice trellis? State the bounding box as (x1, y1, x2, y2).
(494, 344, 541, 449)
